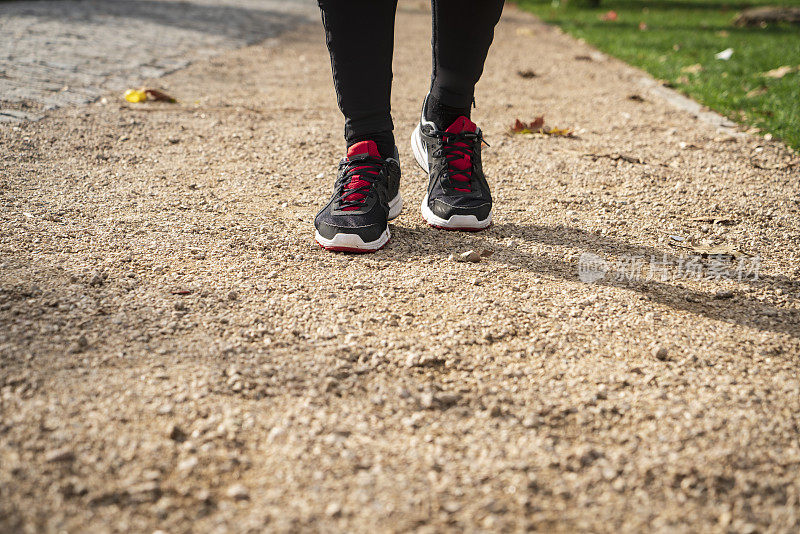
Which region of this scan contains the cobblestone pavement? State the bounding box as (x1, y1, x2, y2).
(0, 0, 314, 121)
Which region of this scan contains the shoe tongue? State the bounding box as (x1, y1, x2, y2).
(445, 116, 477, 134)
(347, 140, 381, 159)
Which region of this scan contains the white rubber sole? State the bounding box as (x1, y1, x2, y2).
(387, 192, 403, 220)
(411, 125, 492, 230)
(314, 193, 403, 252)
(420, 192, 491, 230)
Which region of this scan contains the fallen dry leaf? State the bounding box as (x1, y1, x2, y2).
(144, 88, 177, 103)
(600, 10, 618, 21)
(762, 65, 797, 78)
(670, 241, 748, 259)
(123, 87, 177, 104)
(171, 289, 193, 295)
(681, 63, 704, 74)
(531, 116, 545, 129)
(688, 216, 736, 225)
(628, 94, 645, 102)
(510, 116, 573, 137)
(746, 86, 768, 98)
(584, 152, 645, 164)
(517, 70, 538, 79)
(695, 244, 746, 259)
(545, 127, 573, 137)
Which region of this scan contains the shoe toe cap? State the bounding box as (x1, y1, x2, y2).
(315, 217, 386, 243)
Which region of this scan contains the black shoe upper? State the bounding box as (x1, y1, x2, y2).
(418, 115, 492, 221)
(314, 141, 401, 242)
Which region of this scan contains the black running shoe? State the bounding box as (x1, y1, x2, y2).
(314, 141, 402, 252)
(411, 103, 492, 231)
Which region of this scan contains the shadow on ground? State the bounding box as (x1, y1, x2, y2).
(375, 221, 800, 339)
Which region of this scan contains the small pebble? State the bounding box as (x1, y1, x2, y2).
(442, 501, 462, 513)
(177, 456, 198, 472)
(405, 353, 420, 367)
(167, 423, 186, 442)
(225, 484, 249, 500)
(89, 271, 105, 287)
(67, 335, 89, 354)
(325, 502, 342, 517)
(451, 250, 482, 263)
(45, 447, 75, 463)
(653, 346, 669, 361)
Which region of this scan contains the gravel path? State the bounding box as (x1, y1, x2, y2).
(2, 2, 800, 532)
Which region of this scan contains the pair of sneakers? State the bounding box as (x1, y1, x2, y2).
(314, 104, 493, 253)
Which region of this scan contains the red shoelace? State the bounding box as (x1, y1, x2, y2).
(338, 140, 383, 211)
(439, 116, 479, 193)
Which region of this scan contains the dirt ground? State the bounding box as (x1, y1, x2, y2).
(2, 2, 800, 532)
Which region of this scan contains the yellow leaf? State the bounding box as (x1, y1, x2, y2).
(544, 127, 574, 137)
(124, 88, 147, 103)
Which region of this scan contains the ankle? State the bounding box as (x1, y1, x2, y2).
(425, 93, 471, 131)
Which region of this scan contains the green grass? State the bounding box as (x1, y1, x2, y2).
(513, 0, 800, 150)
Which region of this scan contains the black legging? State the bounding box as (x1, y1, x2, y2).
(317, 0, 504, 152)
